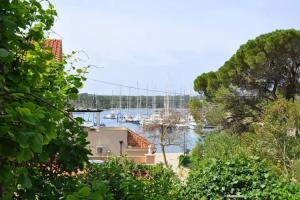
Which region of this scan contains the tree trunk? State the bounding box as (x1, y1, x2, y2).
(161, 144, 168, 166)
(160, 125, 168, 166)
(159, 125, 168, 166)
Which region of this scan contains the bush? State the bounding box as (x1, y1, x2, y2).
(182, 156, 300, 199)
(178, 155, 192, 167)
(69, 157, 181, 200)
(16, 157, 181, 200)
(189, 132, 252, 168)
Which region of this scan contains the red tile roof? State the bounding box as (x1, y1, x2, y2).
(45, 39, 62, 62)
(127, 129, 150, 148)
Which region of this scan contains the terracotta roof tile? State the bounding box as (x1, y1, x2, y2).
(127, 129, 150, 148)
(45, 39, 62, 62)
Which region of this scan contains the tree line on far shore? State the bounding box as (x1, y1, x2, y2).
(72, 93, 193, 109)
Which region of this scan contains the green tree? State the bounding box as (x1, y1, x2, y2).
(255, 99, 300, 176)
(194, 29, 300, 133)
(188, 99, 204, 123)
(0, 1, 89, 198)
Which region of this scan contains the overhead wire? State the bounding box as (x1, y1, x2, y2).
(87, 77, 189, 95)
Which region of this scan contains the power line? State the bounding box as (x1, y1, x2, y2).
(87, 77, 188, 95)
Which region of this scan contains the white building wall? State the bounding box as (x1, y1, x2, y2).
(86, 127, 128, 156)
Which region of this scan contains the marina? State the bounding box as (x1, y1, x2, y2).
(73, 108, 202, 153)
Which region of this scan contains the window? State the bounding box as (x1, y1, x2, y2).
(96, 146, 104, 155)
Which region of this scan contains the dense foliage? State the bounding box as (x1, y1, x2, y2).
(187, 102, 300, 198)
(189, 98, 300, 179)
(190, 133, 250, 164)
(0, 0, 89, 198)
(183, 156, 300, 199)
(254, 99, 300, 176)
(66, 158, 180, 200)
(12, 156, 181, 200)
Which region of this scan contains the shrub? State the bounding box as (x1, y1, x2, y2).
(178, 155, 192, 167)
(189, 132, 252, 168)
(182, 156, 300, 199)
(75, 157, 181, 200)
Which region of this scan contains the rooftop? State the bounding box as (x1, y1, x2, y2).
(45, 39, 62, 62)
(127, 129, 150, 149)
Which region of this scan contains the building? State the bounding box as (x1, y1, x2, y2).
(86, 127, 155, 164)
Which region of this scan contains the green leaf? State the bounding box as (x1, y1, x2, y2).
(77, 186, 91, 197)
(30, 133, 43, 153)
(19, 172, 32, 189)
(2, 17, 17, 30)
(16, 132, 34, 148)
(38, 151, 49, 162)
(16, 148, 33, 162)
(92, 180, 108, 193)
(0, 48, 9, 57)
(89, 191, 104, 200)
(16, 107, 31, 117)
(66, 195, 77, 200)
(48, 130, 57, 140)
(16, 104, 37, 125)
(69, 93, 78, 100)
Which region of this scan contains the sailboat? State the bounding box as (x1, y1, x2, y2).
(104, 111, 116, 119)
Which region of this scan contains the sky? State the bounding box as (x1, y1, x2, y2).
(50, 0, 300, 96)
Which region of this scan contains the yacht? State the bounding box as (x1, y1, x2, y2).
(104, 111, 116, 119)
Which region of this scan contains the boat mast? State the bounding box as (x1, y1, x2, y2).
(127, 88, 129, 111)
(163, 93, 166, 114)
(136, 82, 139, 116)
(139, 95, 141, 115)
(119, 85, 122, 111)
(111, 90, 114, 109)
(180, 91, 183, 112)
(146, 86, 149, 115)
(172, 91, 175, 111)
(129, 88, 131, 111)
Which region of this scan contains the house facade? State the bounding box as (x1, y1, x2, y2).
(86, 127, 155, 164)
